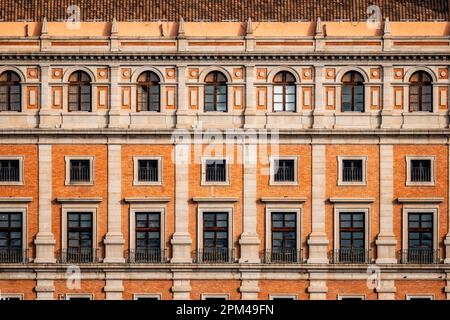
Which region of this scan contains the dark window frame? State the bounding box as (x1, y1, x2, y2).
(135, 212, 161, 251)
(341, 71, 365, 112)
(66, 212, 93, 255)
(273, 158, 296, 183)
(204, 158, 227, 183)
(0, 159, 21, 183)
(203, 212, 229, 250)
(0, 71, 21, 112)
(204, 71, 228, 112)
(410, 159, 432, 183)
(409, 71, 433, 112)
(136, 71, 161, 112)
(68, 71, 92, 112)
(341, 159, 364, 183)
(69, 159, 92, 184)
(271, 212, 297, 252)
(0, 212, 23, 252)
(137, 159, 159, 183)
(273, 71, 296, 112)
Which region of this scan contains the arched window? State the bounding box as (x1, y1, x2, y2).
(341, 71, 364, 112)
(137, 71, 160, 112)
(68, 71, 92, 112)
(204, 71, 227, 112)
(409, 71, 432, 112)
(273, 71, 296, 112)
(0, 71, 21, 112)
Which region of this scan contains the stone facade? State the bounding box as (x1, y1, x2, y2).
(0, 18, 449, 300)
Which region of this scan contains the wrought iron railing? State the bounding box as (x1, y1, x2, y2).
(0, 248, 28, 263)
(399, 248, 439, 264)
(330, 249, 371, 264)
(58, 248, 99, 264)
(193, 248, 235, 263)
(263, 249, 303, 264)
(126, 248, 167, 263)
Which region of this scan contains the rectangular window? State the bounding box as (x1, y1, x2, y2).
(69, 159, 91, 184)
(66, 212, 93, 263)
(271, 212, 297, 263)
(407, 212, 434, 263)
(0, 159, 20, 183)
(342, 159, 363, 183)
(204, 159, 227, 183)
(273, 159, 295, 182)
(0, 212, 23, 263)
(410, 159, 432, 183)
(135, 212, 161, 263)
(138, 159, 159, 182)
(338, 212, 366, 263)
(202, 212, 229, 262)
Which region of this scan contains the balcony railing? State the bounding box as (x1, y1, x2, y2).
(411, 167, 431, 182)
(70, 167, 90, 183)
(138, 166, 158, 182)
(58, 248, 99, 264)
(263, 249, 303, 264)
(126, 248, 167, 263)
(330, 249, 371, 264)
(342, 167, 362, 182)
(0, 248, 28, 263)
(205, 166, 226, 182)
(399, 248, 440, 264)
(0, 167, 19, 182)
(193, 248, 235, 263)
(274, 167, 295, 182)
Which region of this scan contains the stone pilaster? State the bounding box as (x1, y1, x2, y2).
(308, 273, 328, 300)
(38, 65, 57, 128)
(376, 279, 396, 300)
(171, 139, 193, 263)
(103, 144, 125, 263)
(243, 64, 259, 128)
(239, 271, 260, 299)
(172, 272, 191, 300)
(376, 143, 397, 264)
(239, 143, 261, 263)
(35, 271, 54, 300)
(104, 272, 124, 300)
(380, 65, 401, 128)
(175, 64, 190, 128)
(312, 65, 328, 129)
(307, 144, 329, 264)
(34, 144, 56, 263)
(108, 65, 124, 128)
(444, 142, 450, 263)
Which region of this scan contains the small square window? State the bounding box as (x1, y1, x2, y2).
(269, 157, 298, 185)
(406, 156, 435, 186)
(133, 157, 162, 185)
(201, 157, 229, 185)
(338, 157, 366, 186)
(0, 157, 23, 185)
(65, 157, 94, 185)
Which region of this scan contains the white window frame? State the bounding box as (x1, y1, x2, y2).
(265, 207, 302, 254)
(0, 206, 28, 254)
(61, 204, 98, 258)
(338, 294, 366, 300)
(406, 156, 435, 186)
(65, 156, 94, 186)
(269, 294, 298, 300)
(65, 293, 94, 300)
(129, 205, 166, 255)
(333, 206, 370, 253)
(0, 293, 24, 300)
(269, 156, 298, 186)
(402, 206, 438, 255)
(197, 205, 234, 255)
(337, 156, 367, 186)
(201, 294, 230, 300)
(406, 295, 434, 300)
(133, 293, 162, 300)
(133, 156, 163, 186)
(0, 156, 24, 185)
(201, 156, 230, 186)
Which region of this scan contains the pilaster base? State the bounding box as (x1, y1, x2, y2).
(308, 280, 328, 300)
(380, 111, 402, 129)
(103, 234, 125, 263)
(38, 112, 61, 129)
(171, 233, 193, 263)
(35, 275, 55, 300)
(307, 236, 329, 264)
(172, 279, 191, 300)
(239, 279, 260, 300)
(443, 238, 450, 263)
(375, 237, 397, 264)
(34, 234, 56, 264)
(108, 112, 129, 129)
(376, 280, 396, 300)
(238, 234, 261, 263)
(104, 278, 124, 300)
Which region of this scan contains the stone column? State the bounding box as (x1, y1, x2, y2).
(38, 65, 55, 128)
(34, 144, 56, 263)
(444, 142, 450, 263)
(312, 65, 327, 129)
(307, 144, 329, 264)
(175, 64, 190, 128)
(380, 65, 400, 128)
(244, 64, 259, 128)
(171, 135, 193, 263)
(108, 65, 124, 128)
(103, 144, 125, 263)
(376, 143, 397, 263)
(239, 143, 261, 263)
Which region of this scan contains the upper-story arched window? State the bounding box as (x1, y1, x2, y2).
(204, 71, 227, 112)
(68, 71, 92, 112)
(0, 71, 21, 112)
(341, 71, 364, 112)
(409, 71, 432, 112)
(137, 71, 160, 112)
(273, 71, 296, 112)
